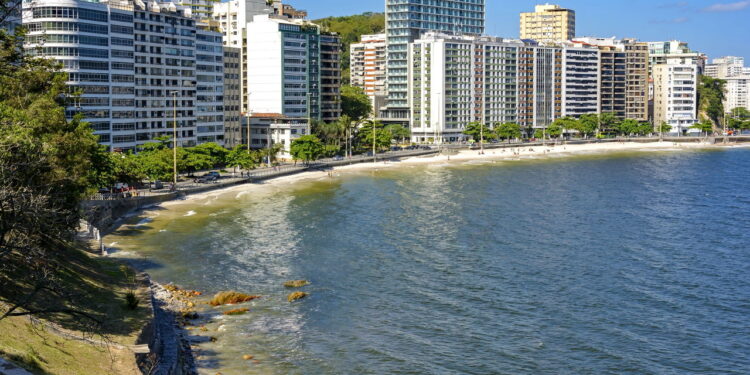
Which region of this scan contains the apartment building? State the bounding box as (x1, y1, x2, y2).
(648, 40, 705, 75)
(517, 44, 562, 129)
(241, 113, 308, 159)
(384, 0, 485, 120)
(520, 4, 575, 43)
(573, 37, 649, 121)
(725, 76, 750, 112)
(560, 44, 600, 118)
(223, 47, 242, 147)
(22, 0, 226, 151)
(350, 33, 387, 105)
(705, 56, 746, 79)
(246, 14, 321, 121)
(652, 57, 699, 134)
(320, 33, 342, 123)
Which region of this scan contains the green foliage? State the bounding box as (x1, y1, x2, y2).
(225, 145, 259, 172)
(385, 124, 410, 143)
(290, 135, 324, 164)
(617, 119, 641, 136)
(341, 85, 372, 121)
(698, 76, 726, 126)
(576, 114, 600, 138)
(657, 121, 673, 134)
(356, 120, 391, 152)
(547, 122, 563, 138)
(314, 13, 385, 83)
(728, 107, 750, 130)
(691, 121, 714, 135)
(463, 122, 493, 142)
(494, 122, 523, 141)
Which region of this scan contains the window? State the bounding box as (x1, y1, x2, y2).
(112, 49, 133, 59)
(112, 62, 134, 71)
(111, 24, 133, 34)
(110, 12, 133, 23)
(79, 60, 109, 70)
(111, 37, 133, 47)
(112, 74, 134, 82)
(112, 86, 134, 95)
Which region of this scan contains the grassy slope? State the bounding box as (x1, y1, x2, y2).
(0, 245, 151, 374)
(314, 12, 385, 83)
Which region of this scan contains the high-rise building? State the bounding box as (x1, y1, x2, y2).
(652, 57, 699, 134)
(647, 40, 705, 74)
(705, 56, 746, 79)
(560, 44, 600, 118)
(573, 37, 649, 121)
(350, 34, 387, 105)
(223, 47, 242, 147)
(320, 33, 342, 123)
(520, 4, 576, 43)
(22, 0, 226, 151)
(725, 76, 750, 113)
(408, 33, 523, 143)
(245, 14, 321, 121)
(384, 0, 485, 121)
(517, 44, 563, 129)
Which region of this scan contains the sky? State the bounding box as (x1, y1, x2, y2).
(292, 0, 750, 62)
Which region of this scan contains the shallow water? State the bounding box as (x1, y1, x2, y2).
(109, 148, 750, 374)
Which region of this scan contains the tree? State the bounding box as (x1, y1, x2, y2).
(636, 122, 654, 136)
(495, 122, 522, 142)
(657, 121, 672, 135)
(226, 145, 258, 173)
(463, 122, 492, 143)
(385, 124, 410, 143)
(577, 114, 600, 138)
(617, 119, 641, 136)
(341, 85, 372, 121)
(599, 112, 620, 135)
(290, 135, 324, 164)
(698, 76, 726, 128)
(547, 121, 563, 138)
(314, 12, 385, 83)
(728, 107, 750, 131)
(356, 120, 391, 152)
(189, 142, 229, 168)
(691, 121, 714, 136)
(0, 24, 109, 327)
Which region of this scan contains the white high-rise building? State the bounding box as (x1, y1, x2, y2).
(384, 0, 485, 121)
(246, 14, 321, 121)
(725, 76, 750, 113)
(22, 0, 226, 151)
(409, 33, 524, 143)
(705, 56, 746, 79)
(652, 57, 699, 134)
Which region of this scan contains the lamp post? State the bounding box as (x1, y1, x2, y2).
(170, 91, 178, 186)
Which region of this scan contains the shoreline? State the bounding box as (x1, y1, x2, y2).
(156, 140, 742, 207)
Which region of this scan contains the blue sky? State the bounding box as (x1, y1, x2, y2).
(293, 0, 750, 62)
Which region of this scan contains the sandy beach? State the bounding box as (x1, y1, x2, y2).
(154, 140, 738, 208)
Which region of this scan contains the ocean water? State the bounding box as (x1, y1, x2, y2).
(109, 148, 750, 375)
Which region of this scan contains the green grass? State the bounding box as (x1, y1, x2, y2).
(0, 243, 151, 374)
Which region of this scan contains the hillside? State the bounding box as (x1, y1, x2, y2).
(314, 12, 385, 83)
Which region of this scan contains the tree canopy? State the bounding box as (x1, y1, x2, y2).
(314, 12, 385, 83)
(290, 135, 324, 164)
(341, 85, 372, 121)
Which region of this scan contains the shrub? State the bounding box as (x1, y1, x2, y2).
(125, 291, 140, 310)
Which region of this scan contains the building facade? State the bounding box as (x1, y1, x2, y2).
(320, 32, 342, 123)
(705, 56, 746, 79)
(22, 0, 226, 151)
(350, 33, 387, 105)
(648, 40, 705, 75)
(517, 44, 562, 129)
(725, 76, 750, 112)
(409, 33, 524, 143)
(384, 0, 485, 120)
(560, 44, 600, 118)
(246, 14, 320, 121)
(573, 37, 649, 121)
(223, 47, 242, 147)
(520, 4, 575, 43)
(652, 56, 699, 134)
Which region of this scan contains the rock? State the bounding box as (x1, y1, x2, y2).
(287, 291, 308, 302)
(252, 360, 261, 364)
(242, 354, 254, 360)
(209, 291, 261, 306)
(223, 307, 249, 316)
(283, 280, 310, 288)
(209, 336, 218, 342)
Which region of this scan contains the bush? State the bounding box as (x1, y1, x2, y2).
(209, 291, 261, 306)
(125, 291, 139, 310)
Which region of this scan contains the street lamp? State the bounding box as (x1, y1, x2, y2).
(170, 91, 178, 186)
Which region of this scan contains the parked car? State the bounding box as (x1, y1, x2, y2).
(114, 183, 129, 192)
(206, 171, 220, 178)
(153, 180, 164, 190)
(391, 146, 403, 151)
(333, 156, 344, 161)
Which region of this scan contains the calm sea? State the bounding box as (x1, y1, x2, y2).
(110, 148, 750, 375)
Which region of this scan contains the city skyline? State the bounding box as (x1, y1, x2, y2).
(293, 0, 750, 61)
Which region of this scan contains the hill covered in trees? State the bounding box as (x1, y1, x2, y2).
(314, 12, 385, 83)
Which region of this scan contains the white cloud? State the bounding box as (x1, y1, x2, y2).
(702, 1, 750, 12)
